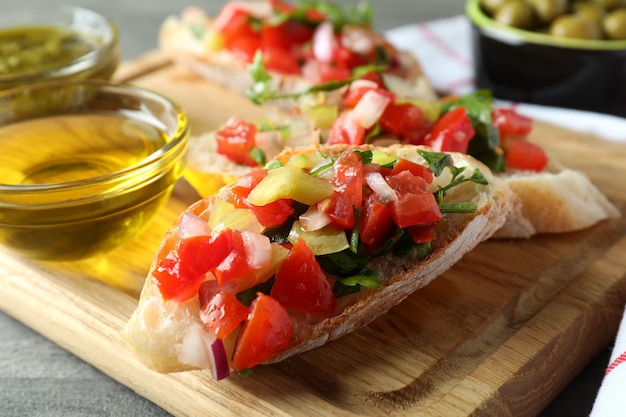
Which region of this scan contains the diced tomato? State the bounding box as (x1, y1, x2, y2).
(270, 238, 336, 313)
(321, 150, 364, 229)
(261, 20, 313, 52)
(332, 151, 364, 208)
(492, 108, 533, 138)
(215, 117, 259, 167)
(248, 199, 295, 228)
(200, 291, 249, 340)
(327, 112, 365, 145)
(386, 170, 443, 228)
(153, 231, 235, 301)
(407, 223, 438, 244)
(232, 168, 268, 207)
(317, 61, 352, 83)
(359, 191, 394, 248)
(214, 231, 253, 286)
(178, 233, 233, 277)
(153, 252, 203, 302)
(379, 103, 431, 145)
(226, 33, 261, 63)
(262, 46, 301, 74)
(218, 8, 260, 62)
(391, 158, 433, 184)
(505, 140, 548, 172)
(332, 44, 368, 71)
(423, 107, 475, 153)
(232, 293, 293, 371)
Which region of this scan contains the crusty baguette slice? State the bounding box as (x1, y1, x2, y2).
(158, 6, 438, 108)
(123, 143, 518, 373)
(493, 159, 621, 238)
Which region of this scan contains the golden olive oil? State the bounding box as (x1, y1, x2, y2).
(0, 112, 179, 261)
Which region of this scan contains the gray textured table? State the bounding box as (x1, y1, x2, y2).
(0, 0, 610, 416)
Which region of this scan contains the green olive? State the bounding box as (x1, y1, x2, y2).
(480, 0, 510, 15)
(549, 14, 603, 38)
(527, 0, 569, 24)
(572, 1, 606, 22)
(602, 8, 626, 39)
(493, 0, 536, 29)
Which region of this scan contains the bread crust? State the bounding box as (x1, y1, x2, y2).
(123, 144, 517, 372)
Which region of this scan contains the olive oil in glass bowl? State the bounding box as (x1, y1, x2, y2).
(0, 80, 188, 261)
(0, 4, 119, 90)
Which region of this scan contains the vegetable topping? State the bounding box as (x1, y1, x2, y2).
(156, 147, 489, 378)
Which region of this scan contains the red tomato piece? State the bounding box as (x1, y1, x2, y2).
(248, 199, 295, 228)
(321, 150, 364, 229)
(200, 291, 250, 340)
(153, 252, 202, 302)
(231, 168, 268, 208)
(386, 171, 443, 228)
(178, 232, 231, 275)
(214, 231, 253, 286)
(492, 108, 533, 138)
(261, 20, 313, 52)
(379, 103, 431, 145)
(327, 113, 365, 145)
(423, 107, 475, 153)
(332, 151, 364, 208)
(505, 140, 548, 172)
(218, 8, 260, 62)
(391, 158, 433, 184)
(359, 191, 394, 248)
(232, 293, 293, 371)
(215, 117, 259, 167)
(262, 46, 301, 75)
(317, 61, 352, 83)
(270, 238, 336, 313)
(407, 223, 438, 244)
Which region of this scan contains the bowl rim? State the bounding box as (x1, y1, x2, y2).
(0, 79, 189, 198)
(0, 4, 119, 83)
(466, 0, 626, 51)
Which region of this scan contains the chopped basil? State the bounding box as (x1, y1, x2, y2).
(417, 149, 453, 177)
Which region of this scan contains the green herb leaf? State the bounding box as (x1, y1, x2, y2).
(417, 149, 453, 177)
(250, 147, 266, 166)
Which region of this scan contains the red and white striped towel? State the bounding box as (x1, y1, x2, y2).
(386, 15, 626, 416)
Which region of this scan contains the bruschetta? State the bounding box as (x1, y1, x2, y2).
(158, 0, 437, 108)
(123, 143, 517, 380)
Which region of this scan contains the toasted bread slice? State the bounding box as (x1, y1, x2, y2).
(158, 5, 438, 109)
(123, 143, 518, 375)
(493, 159, 620, 238)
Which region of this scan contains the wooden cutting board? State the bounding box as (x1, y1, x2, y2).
(2, 53, 626, 417)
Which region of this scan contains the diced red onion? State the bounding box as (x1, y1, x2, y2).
(365, 172, 398, 203)
(209, 338, 231, 381)
(299, 206, 332, 231)
(351, 90, 392, 129)
(178, 212, 211, 239)
(241, 231, 272, 269)
(313, 21, 336, 63)
(177, 322, 231, 381)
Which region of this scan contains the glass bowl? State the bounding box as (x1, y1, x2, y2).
(0, 79, 189, 261)
(0, 4, 119, 90)
(467, 0, 626, 117)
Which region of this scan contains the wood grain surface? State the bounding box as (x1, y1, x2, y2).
(1, 56, 625, 417)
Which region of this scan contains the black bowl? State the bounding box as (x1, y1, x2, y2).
(467, 0, 626, 117)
